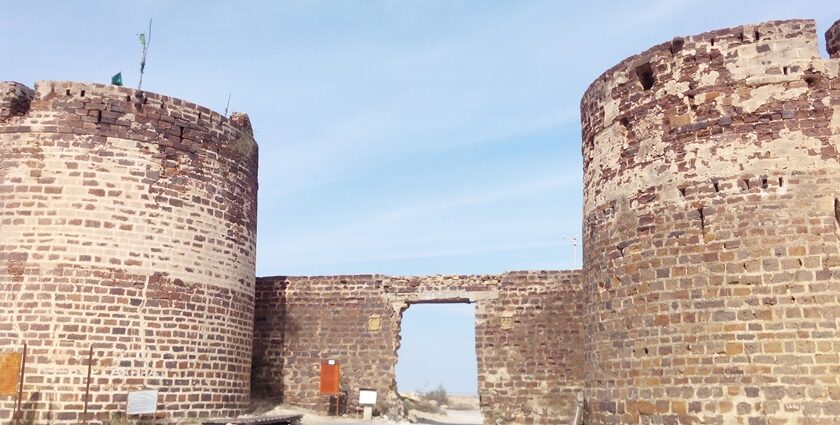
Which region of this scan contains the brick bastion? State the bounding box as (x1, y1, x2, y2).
(0, 81, 259, 423)
(581, 19, 840, 424)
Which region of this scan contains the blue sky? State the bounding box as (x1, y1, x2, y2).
(3, 0, 840, 397)
(396, 303, 477, 395)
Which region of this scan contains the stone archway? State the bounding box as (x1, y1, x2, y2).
(252, 271, 583, 424)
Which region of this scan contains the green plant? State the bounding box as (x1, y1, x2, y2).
(420, 384, 449, 406)
(229, 132, 255, 158)
(108, 412, 135, 425)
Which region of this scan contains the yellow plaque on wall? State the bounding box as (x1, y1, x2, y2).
(0, 352, 22, 397)
(501, 316, 513, 330)
(368, 315, 382, 331)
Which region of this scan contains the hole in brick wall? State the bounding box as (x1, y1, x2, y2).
(635, 63, 656, 91)
(678, 187, 686, 197)
(96, 110, 102, 124)
(739, 32, 745, 42)
(761, 177, 768, 190)
(778, 177, 784, 187)
(198, 112, 202, 121)
(620, 116, 631, 129)
(396, 303, 478, 404)
(804, 76, 816, 87)
(783, 66, 789, 75)
(834, 198, 840, 228)
(742, 178, 751, 190)
(712, 179, 720, 193)
(178, 126, 185, 142)
(80, 90, 85, 97)
(65, 89, 71, 96)
(161, 101, 166, 110)
(643, 347, 649, 355)
(798, 259, 803, 267)
(698, 207, 706, 238)
(754, 30, 760, 41)
(710, 37, 716, 46)
(126, 95, 131, 101)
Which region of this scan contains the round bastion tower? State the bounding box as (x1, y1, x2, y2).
(0, 81, 258, 423)
(581, 19, 840, 424)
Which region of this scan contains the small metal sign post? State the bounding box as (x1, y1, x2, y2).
(82, 346, 94, 425)
(127, 389, 159, 425)
(358, 388, 377, 420)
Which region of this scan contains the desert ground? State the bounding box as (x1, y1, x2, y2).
(247, 395, 482, 425)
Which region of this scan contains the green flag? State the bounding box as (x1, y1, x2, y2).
(111, 72, 123, 86)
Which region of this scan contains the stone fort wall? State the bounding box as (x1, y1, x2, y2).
(828, 19, 840, 59)
(3, 16, 840, 425)
(252, 271, 583, 424)
(0, 81, 259, 423)
(581, 19, 840, 424)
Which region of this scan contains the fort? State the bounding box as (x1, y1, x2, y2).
(1, 16, 840, 425)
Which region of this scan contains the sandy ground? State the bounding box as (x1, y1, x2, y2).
(244, 398, 482, 425)
(411, 408, 483, 425)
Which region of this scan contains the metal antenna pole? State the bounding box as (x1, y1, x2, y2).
(224, 93, 232, 117)
(563, 235, 581, 268)
(138, 18, 152, 90)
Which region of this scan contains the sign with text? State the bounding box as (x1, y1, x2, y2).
(127, 390, 158, 415)
(319, 360, 340, 395)
(0, 352, 21, 396)
(359, 388, 377, 405)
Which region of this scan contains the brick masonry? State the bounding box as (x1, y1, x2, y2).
(0, 81, 259, 423)
(4, 16, 840, 425)
(581, 19, 840, 424)
(252, 271, 583, 424)
(827, 19, 840, 59)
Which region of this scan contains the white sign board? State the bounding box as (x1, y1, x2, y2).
(127, 390, 158, 415)
(359, 388, 377, 405)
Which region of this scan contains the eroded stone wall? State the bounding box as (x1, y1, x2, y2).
(0, 81, 259, 423)
(827, 19, 840, 59)
(252, 271, 583, 424)
(581, 19, 840, 424)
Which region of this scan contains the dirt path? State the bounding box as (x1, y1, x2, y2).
(412, 409, 483, 425)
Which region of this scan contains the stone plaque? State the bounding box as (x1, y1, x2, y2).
(368, 315, 381, 331)
(127, 390, 158, 415)
(501, 315, 513, 330)
(0, 352, 21, 396)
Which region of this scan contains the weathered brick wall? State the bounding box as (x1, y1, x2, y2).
(581, 19, 840, 424)
(0, 81, 259, 424)
(252, 271, 583, 424)
(828, 19, 840, 59)
(476, 271, 583, 424)
(0, 82, 33, 121)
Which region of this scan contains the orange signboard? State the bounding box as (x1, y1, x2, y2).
(0, 352, 21, 397)
(319, 360, 340, 395)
